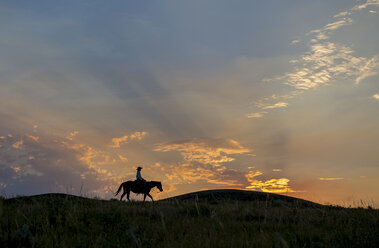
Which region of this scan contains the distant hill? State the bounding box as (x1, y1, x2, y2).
(161, 189, 323, 207)
(5, 190, 321, 207)
(5, 189, 322, 207)
(4, 193, 98, 203)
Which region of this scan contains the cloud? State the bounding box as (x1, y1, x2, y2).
(308, 17, 352, 42)
(262, 102, 288, 110)
(0, 132, 117, 197)
(319, 177, 344, 181)
(163, 163, 244, 187)
(352, 0, 379, 10)
(323, 18, 353, 31)
(250, 2, 379, 117)
(291, 39, 300, 44)
(284, 42, 378, 90)
(154, 138, 299, 194)
(62, 140, 129, 178)
(334, 11, 350, 18)
(155, 138, 251, 166)
(315, 33, 328, 40)
(373, 94, 379, 100)
(354, 57, 378, 83)
(118, 154, 128, 162)
(25, 134, 39, 143)
(11, 164, 43, 177)
(66, 131, 79, 141)
(64, 143, 99, 170)
(246, 112, 267, 118)
(153, 138, 256, 190)
(245, 170, 296, 193)
(109, 131, 147, 148)
(12, 140, 24, 149)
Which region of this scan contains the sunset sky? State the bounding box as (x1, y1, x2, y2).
(1, 0, 378, 206)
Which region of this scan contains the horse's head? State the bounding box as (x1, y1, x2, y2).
(156, 181, 163, 192)
(149, 181, 163, 192)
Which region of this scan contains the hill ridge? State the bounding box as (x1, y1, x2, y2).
(160, 189, 322, 207)
(4, 189, 321, 207)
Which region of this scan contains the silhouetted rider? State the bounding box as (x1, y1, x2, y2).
(136, 166, 146, 182)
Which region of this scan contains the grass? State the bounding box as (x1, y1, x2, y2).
(0, 193, 378, 247)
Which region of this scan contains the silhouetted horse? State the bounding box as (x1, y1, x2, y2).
(115, 181, 163, 202)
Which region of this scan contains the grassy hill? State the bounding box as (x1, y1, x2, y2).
(1, 190, 378, 247)
(161, 189, 322, 207)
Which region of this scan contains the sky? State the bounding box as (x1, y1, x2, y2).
(0, 0, 378, 206)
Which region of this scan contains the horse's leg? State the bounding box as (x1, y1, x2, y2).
(146, 193, 154, 202)
(120, 192, 126, 201)
(120, 184, 126, 201)
(127, 189, 130, 201)
(143, 193, 147, 202)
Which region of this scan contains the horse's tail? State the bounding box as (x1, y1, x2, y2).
(115, 182, 124, 196)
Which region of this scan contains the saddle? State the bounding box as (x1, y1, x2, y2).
(133, 180, 146, 193)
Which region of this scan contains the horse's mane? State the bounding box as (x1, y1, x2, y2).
(148, 180, 161, 185)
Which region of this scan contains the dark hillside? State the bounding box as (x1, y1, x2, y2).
(5, 193, 93, 203)
(161, 189, 322, 207)
(1, 192, 378, 247)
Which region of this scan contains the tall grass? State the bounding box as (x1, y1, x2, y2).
(0, 194, 378, 247)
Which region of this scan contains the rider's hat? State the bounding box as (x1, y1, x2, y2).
(137, 166, 143, 170)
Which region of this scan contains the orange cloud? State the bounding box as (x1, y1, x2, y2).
(245, 170, 296, 193)
(319, 177, 344, 181)
(110, 131, 147, 148)
(118, 154, 128, 162)
(11, 165, 43, 177)
(61, 134, 135, 184)
(12, 140, 24, 149)
(163, 163, 243, 187)
(62, 141, 118, 181)
(26, 134, 39, 143)
(262, 102, 288, 109)
(66, 131, 79, 141)
(68, 143, 98, 169)
(246, 112, 267, 118)
(155, 138, 252, 166)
